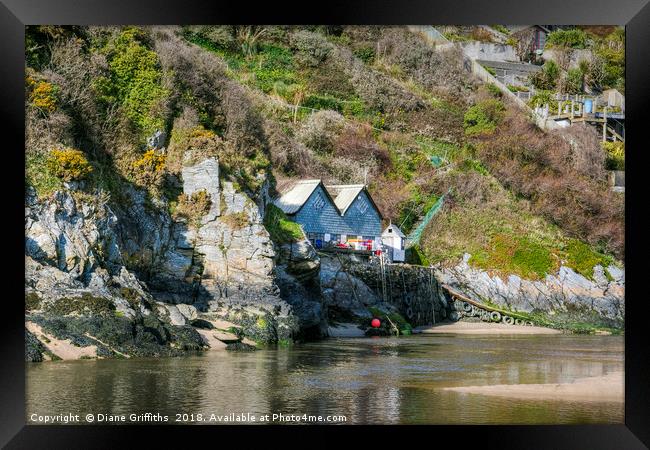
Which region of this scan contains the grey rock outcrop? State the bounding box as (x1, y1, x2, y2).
(275, 240, 327, 338)
(436, 253, 624, 327)
(26, 188, 123, 280)
(25, 187, 207, 362)
(320, 254, 381, 317)
(124, 158, 304, 342)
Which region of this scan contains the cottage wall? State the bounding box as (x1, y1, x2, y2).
(341, 191, 382, 237)
(293, 185, 345, 235)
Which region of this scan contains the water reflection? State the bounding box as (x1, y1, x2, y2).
(27, 334, 623, 424)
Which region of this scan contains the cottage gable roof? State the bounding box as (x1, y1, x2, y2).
(325, 184, 365, 215)
(275, 179, 384, 218)
(273, 179, 322, 215)
(382, 223, 405, 238)
(326, 184, 383, 219)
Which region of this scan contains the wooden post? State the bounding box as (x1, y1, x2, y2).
(602, 107, 608, 142)
(571, 101, 575, 120)
(558, 101, 561, 116)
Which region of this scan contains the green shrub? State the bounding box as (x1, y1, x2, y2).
(186, 29, 299, 95)
(302, 93, 342, 111)
(530, 60, 559, 90)
(192, 26, 235, 49)
(249, 44, 297, 92)
(464, 99, 505, 136)
(546, 28, 589, 49)
(406, 245, 430, 266)
(459, 158, 489, 175)
(602, 141, 624, 170)
(486, 83, 502, 98)
(263, 204, 304, 244)
(353, 46, 375, 64)
(26, 292, 42, 312)
(528, 90, 555, 110)
(342, 99, 366, 118)
(565, 67, 585, 94)
(47, 148, 93, 182)
(26, 152, 63, 197)
(594, 28, 624, 91)
(302, 61, 356, 100)
(563, 239, 614, 280)
(491, 25, 510, 35)
(96, 27, 169, 138)
(470, 234, 556, 280)
(483, 65, 497, 76)
(507, 84, 529, 93)
(367, 307, 412, 335)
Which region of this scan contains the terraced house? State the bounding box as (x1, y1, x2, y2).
(273, 179, 383, 250)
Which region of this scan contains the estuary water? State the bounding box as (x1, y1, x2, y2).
(26, 334, 623, 425)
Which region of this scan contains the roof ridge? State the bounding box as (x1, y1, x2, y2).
(325, 184, 365, 188)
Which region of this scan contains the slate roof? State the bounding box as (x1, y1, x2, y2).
(273, 179, 322, 215)
(325, 184, 366, 215)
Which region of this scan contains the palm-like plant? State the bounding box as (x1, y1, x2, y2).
(234, 26, 266, 57)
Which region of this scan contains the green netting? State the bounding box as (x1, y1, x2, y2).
(429, 155, 444, 167)
(407, 191, 448, 245)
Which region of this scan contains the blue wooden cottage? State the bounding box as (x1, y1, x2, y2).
(273, 179, 383, 249)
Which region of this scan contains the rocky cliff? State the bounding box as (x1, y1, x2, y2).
(25, 186, 207, 361)
(24, 156, 327, 361)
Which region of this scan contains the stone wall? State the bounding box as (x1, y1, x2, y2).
(461, 42, 518, 62)
(320, 253, 449, 326)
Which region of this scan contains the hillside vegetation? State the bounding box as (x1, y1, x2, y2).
(25, 25, 623, 282)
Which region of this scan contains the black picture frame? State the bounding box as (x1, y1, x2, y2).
(2, 1, 648, 447)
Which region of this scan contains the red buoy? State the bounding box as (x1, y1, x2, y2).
(371, 318, 381, 328)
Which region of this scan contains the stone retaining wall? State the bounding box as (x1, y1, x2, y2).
(330, 254, 449, 326)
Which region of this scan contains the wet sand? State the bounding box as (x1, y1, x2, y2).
(196, 329, 228, 350)
(415, 321, 561, 335)
(444, 371, 624, 403)
(26, 321, 98, 360)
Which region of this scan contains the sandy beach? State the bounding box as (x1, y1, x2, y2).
(444, 371, 624, 403)
(415, 321, 562, 335)
(328, 320, 562, 337)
